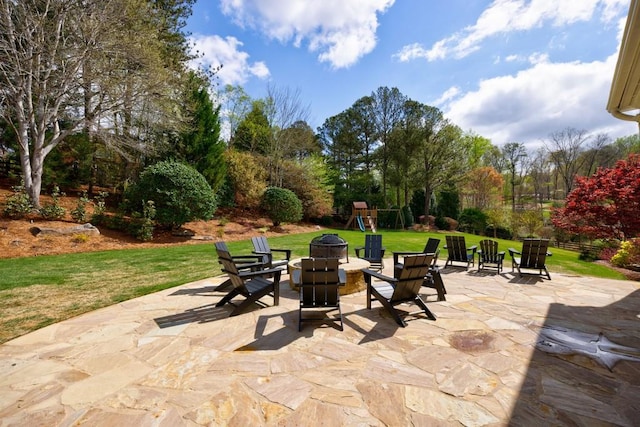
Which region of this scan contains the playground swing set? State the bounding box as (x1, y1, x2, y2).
(344, 201, 404, 232)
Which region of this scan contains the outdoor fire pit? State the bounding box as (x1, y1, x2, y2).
(309, 233, 349, 263)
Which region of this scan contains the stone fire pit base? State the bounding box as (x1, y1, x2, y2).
(287, 257, 371, 295)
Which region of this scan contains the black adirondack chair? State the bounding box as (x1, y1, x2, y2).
(444, 235, 477, 269)
(213, 241, 269, 292)
(292, 258, 346, 331)
(363, 254, 436, 327)
(354, 234, 385, 272)
(393, 246, 446, 301)
(251, 236, 291, 268)
(508, 239, 552, 280)
(215, 247, 281, 316)
(477, 239, 505, 273)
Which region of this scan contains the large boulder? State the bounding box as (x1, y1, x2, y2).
(30, 223, 100, 236)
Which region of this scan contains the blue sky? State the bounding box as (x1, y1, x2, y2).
(186, 0, 637, 149)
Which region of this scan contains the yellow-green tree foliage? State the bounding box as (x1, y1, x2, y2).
(223, 150, 267, 209)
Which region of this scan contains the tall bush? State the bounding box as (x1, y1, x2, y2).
(458, 208, 487, 235)
(262, 187, 303, 226)
(224, 150, 267, 209)
(124, 161, 216, 229)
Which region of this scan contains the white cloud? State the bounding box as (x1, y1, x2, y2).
(395, 0, 628, 62)
(189, 34, 270, 85)
(432, 86, 461, 107)
(443, 54, 636, 148)
(219, 0, 395, 69)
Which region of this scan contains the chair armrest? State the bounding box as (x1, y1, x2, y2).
(498, 251, 506, 259)
(234, 261, 268, 271)
(467, 245, 477, 253)
(354, 246, 364, 257)
(232, 254, 266, 262)
(238, 267, 283, 279)
(271, 248, 292, 259)
(546, 252, 552, 256)
(362, 268, 397, 283)
(508, 248, 520, 257)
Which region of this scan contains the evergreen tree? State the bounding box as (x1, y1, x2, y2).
(181, 72, 225, 191)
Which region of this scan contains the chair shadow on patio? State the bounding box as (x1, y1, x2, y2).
(169, 285, 221, 296)
(154, 303, 232, 328)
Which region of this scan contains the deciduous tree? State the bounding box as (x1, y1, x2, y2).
(551, 154, 640, 240)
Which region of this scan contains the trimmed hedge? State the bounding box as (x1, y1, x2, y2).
(263, 187, 303, 226)
(124, 161, 216, 229)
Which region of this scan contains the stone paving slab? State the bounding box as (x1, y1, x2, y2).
(1, 263, 639, 426)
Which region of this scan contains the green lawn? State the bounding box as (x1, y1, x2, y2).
(0, 228, 626, 343)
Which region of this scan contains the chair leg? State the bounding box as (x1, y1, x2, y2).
(214, 279, 233, 292)
(380, 299, 407, 328)
(414, 296, 436, 321)
(370, 286, 407, 327)
(216, 288, 239, 307)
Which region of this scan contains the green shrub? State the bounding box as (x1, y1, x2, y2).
(3, 183, 32, 219)
(124, 161, 216, 229)
(71, 191, 90, 223)
(39, 186, 66, 220)
(458, 208, 487, 235)
(129, 200, 156, 241)
(262, 187, 303, 226)
(434, 216, 449, 230)
(377, 208, 396, 229)
(485, 225, 511, 240)
(90, 191, 109, 226)
(401, 205, 413, 228)
(611, 239, 640, 268)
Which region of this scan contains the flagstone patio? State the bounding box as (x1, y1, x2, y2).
(1, 263, 639, 426)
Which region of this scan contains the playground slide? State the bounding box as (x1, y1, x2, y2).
(356, 214, 366, 232)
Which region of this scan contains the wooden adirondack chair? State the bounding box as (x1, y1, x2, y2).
(477, 239, 505, 273)
(215, 247, 281, 316)
(213, 241, 269, 291)
(392, 248, 446, 301)
(251, 236, 291, 268)
(393, 237, 440, 267)
(363, 254, 436, 327)
(444, 235, 477, 269)
(354, 234, 385, 272)
(508, 239, 552, 280)
(291, 258, 346, 331)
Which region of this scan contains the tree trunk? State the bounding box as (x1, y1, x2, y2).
(423, 185, 432, 220)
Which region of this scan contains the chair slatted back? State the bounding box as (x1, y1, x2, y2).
(479, 239, 500, 263)
(215, 247, 246, 290)
(251, 236, 270, 254)
(363, 234, 384, 259)
(520, 239, 550, 269)
(215, 241, 230, 253)
(300, 258, 341, 307)
(393, 254, 432, 301)
(424, 238, 440, 254)
(446, 235, 468, 262)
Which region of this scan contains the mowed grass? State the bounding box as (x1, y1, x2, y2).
(0, 228, 627, 343)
